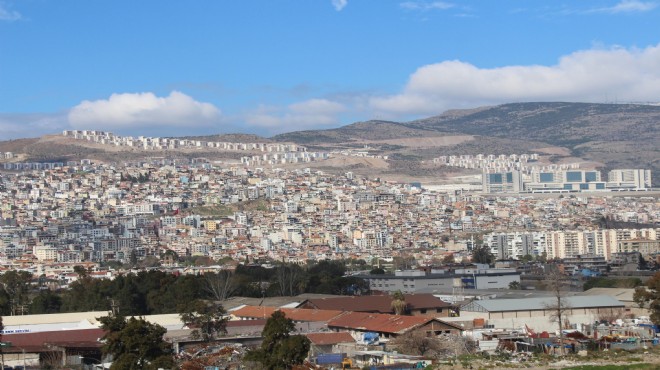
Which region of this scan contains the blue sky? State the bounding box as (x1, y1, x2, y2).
(1, 0, 659, 139)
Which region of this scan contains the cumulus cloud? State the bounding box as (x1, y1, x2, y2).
(370, 44, 660, 116)
(0, 3, 21, 21)
(400, 1, 454, 11)
(68, 91, 221, 130)
(592, 0, 657, 13)
(332, 0, 348, 11)
(246, 98, 345, 133)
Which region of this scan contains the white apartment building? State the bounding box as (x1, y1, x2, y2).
(484, 228, 658, 261)
(484, 232, 547, 259)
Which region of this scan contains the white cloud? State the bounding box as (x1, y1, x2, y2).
(369, 44, 660, 116)
(246, 98, 345, 132)
(68, 91, 221, 130)
(593, 0, 657, 13)
(0, 3, 21, 21)
(332, 0, 348, 11)
(400, 1, 454, 11)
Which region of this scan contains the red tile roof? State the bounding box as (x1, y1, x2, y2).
(305, 332, 355, 345)
(327, 312, 433, 334)
(302, 294, 451, 313)
(231, 305, 277, 319)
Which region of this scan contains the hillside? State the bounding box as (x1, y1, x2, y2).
(411, 102, 660, 146)
(273, 102, 660, 184)
(1, 102, 657, 185)
(408, 102, 660, 178)
(272, 120, 439, 145)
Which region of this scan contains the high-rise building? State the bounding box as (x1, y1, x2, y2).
(481, 170, 523, 193)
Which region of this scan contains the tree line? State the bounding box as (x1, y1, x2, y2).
(1, 260, 369, 316)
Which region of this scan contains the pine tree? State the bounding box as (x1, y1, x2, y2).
(245, 311, 310, 369)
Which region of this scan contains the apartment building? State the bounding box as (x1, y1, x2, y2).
(608, 169, 653, 190)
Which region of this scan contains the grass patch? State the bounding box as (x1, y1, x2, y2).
(191, 205, 235, 217)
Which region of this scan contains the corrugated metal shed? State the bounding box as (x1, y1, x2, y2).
(461, 295, 624, 313)
(581, 288, 635, 303)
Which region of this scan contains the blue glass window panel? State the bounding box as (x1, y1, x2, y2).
(489, 174, 503, 184)
(566, 171, 582, 182)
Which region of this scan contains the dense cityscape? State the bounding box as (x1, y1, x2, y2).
(2, 0, 660, 369)
(0, 146, 658, 368)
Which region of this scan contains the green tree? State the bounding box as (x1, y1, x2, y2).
(99, 314, 174, 370)
(370, 267, 385, 275)
(245, 311, 310, 369)
(179, 300, 227, 341)
(471, 245, 495, 265)
(520, 254, 534, 263)
(129, 250, 138, 266)
(73, 265, 89, 278)
(537, 252, 548, 263)
(0, 270, 33, 310)
(30, 289, 62, 314)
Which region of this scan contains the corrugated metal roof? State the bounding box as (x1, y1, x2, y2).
(231, 305, 344, 322)
(221, 293, 338, 311)
(2, 311, 109, 326)
(462, 295, 624, 312)
(581, 288, 635, 302)
(2, 311, 183, 328)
